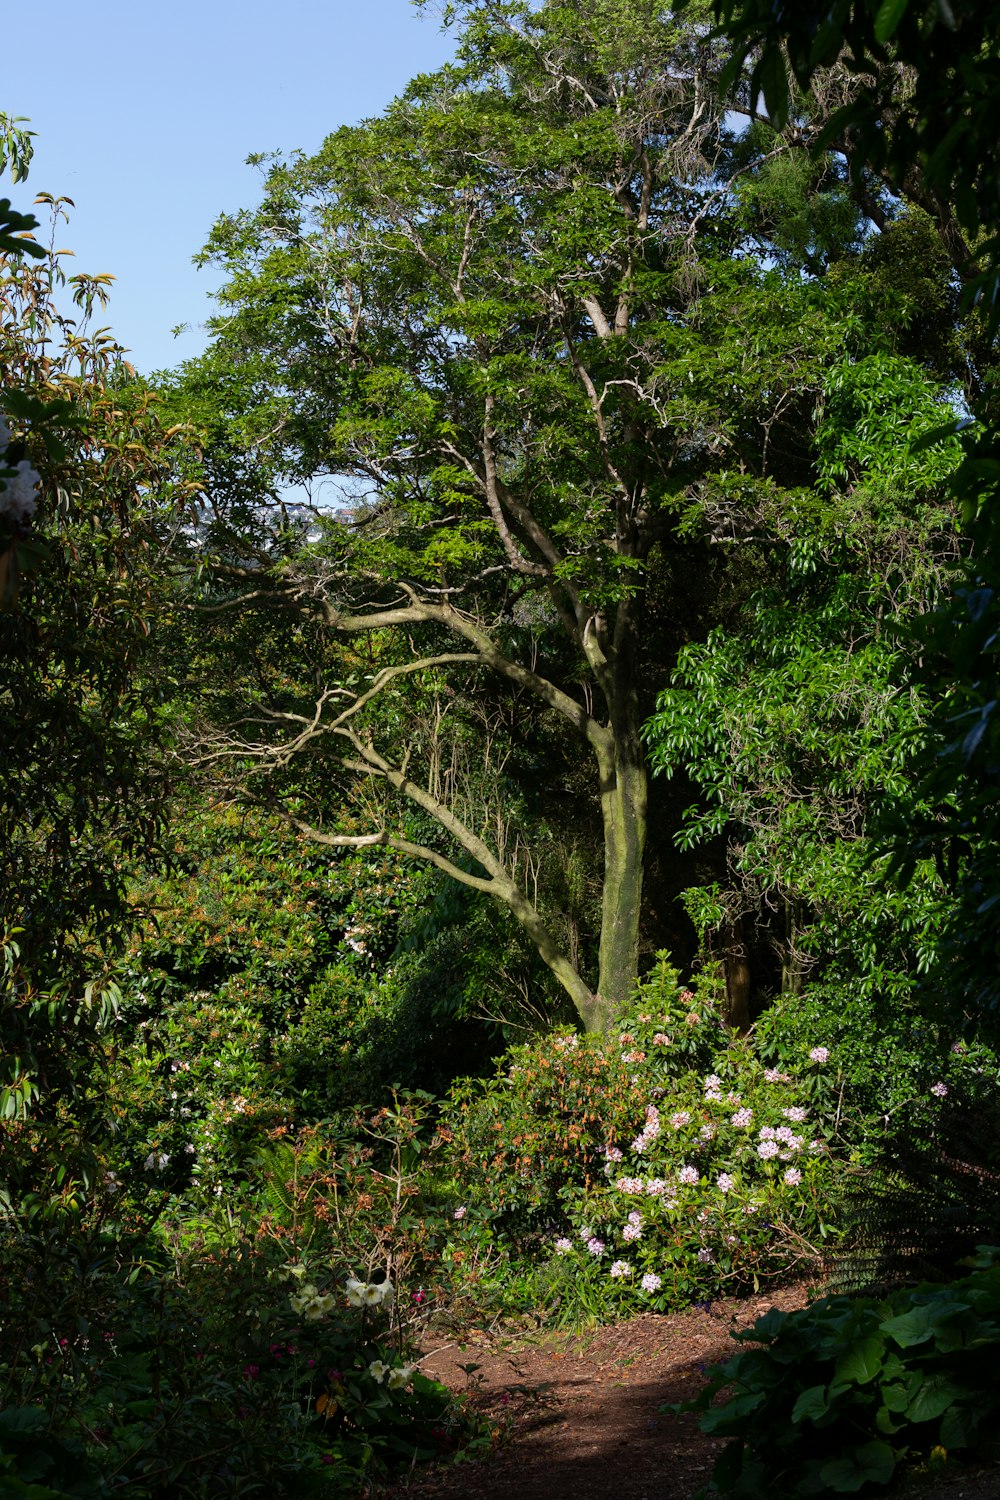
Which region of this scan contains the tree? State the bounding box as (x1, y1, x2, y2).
(0, 166, 193, 1205)
(687, 0, 1000, 1021)
(169, 0, 966, 1033)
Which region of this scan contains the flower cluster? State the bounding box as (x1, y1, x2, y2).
(345, 1276, 394, 1309)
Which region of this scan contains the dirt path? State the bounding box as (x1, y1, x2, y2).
(378, 1284, 1000, 1500)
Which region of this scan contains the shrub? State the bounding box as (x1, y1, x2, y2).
(440, 957, 847, 1318)
(682, 1247, 1000, 1496)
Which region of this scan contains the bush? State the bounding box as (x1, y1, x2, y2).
(683, 1247, 1000, 1496)
(439, 957, 847, 1319)
(0, 1098, 480, 1497)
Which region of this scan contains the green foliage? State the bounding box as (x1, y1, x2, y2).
(0, 1101, 481, 1497)
(681, 1248, 1000, 1496)
(440, 957, 846, 1320)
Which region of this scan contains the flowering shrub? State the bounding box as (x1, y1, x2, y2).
(440, 957, 846, 1316)
(537, 1042, 842, 1313)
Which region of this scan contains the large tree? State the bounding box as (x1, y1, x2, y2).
(173, 0, 961, 1031)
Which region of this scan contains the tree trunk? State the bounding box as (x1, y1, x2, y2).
(593, 744, 648, 1032)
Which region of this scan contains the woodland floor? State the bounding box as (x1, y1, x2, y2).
(376, 1282, 1000, 1500)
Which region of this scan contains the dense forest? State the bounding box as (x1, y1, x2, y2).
(4, 1, 1000, 1494)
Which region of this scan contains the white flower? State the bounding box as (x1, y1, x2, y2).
(368, 1360, 390, 1384)
(783, 1167, 802, 1186)
(453, 1205, 467, 1220)
(345, 1277, 367, 1307)
(387, 1363, 416, 1390)
(554, 1237, 573, 1255)
(930, 1081, 948, 1098)
(678, 1165, 698, 1185)
(809, 1047, 829, 1064)
(641, 1272, 662, 1293)
(0, 415, 41, 524)
(609, 1260, 632, 1278)
(144, 1151, 169, 1172)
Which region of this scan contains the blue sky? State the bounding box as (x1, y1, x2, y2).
(8, 0, 455, 376)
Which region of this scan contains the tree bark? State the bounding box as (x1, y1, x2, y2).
(594, 744, 648, 1031)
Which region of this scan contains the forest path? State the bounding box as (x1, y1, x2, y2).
(377, 1283, 1000, 1500)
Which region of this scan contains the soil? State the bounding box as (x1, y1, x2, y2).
(377, 1284, 1000, 1500)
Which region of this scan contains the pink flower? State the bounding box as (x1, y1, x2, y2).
(809, 1047, 829, 1064)
(731, 1107, 753, 1129)
(586, 1237, 606, 1256)
(678, 1165, 699, 1185)
(641, 1272, 662, 1293)
(717, 1173, 735, 1193)
(653, 1033, 670, 1046)
(783, 1168, 802, 1186)
(757, 1140, 779, 1160)
(930, 1082, 948, 1098)
(609, 1260, 632, 1278)
(670, 1111, 691, 1130)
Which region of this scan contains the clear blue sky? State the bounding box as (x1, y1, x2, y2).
(8, 0, 455, 376)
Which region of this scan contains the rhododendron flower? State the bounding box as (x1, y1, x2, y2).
(653, 1033, 669, 1046)
(586, 1237, 606, 1256)
(809, 1047, 829, 1064)
(609, 1260, 632, 1278)
(554, 1237, 573, 1255)
(731, 1108, 753, 1129)
(670, 1111, 690, 1129)
(782, 1107, 807, 1122)
(622, 1222, 642, 1242)
(717, 1173, 734, 1193)
(678, 1165, 699, 1185)
(930, 1082, 948, 1098)
(763, 1068, 782, 1083)
(644, 1178, 666, 1196)
(783, 1168, 802, 1186)
(641, 1272, 662, 1293)
(757, 1141, 779, 1160)
(697, 1248, 714, 1263)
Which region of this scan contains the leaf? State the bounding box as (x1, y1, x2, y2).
(874, 0, 912, 43)
(833, 1335, 885, 1386)
(791, 1384, 831, 1423)
(820, 1440, 896, 1491)
(904, 1374, 965, 1423)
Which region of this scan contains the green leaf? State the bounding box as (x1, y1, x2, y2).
(833, 1335, 885, 1386)
(874, 0, 912, 43)
(820, 1440, 896, 1492)
(904, 1374, 965, 1423)
(791, 1384, 831, 1423)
